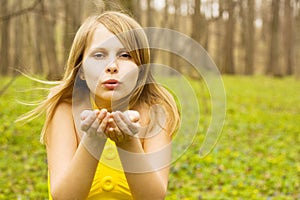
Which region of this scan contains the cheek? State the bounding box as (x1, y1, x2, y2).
(121, 67, 139, 89)
(82, 59, 105, 92)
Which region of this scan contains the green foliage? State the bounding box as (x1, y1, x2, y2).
(0, 77, 48, 199)
(1, 76, 299, 199)
(167, 76, 300, 200)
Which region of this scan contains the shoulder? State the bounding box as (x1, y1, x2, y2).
(45, 102, 78, 145)
(55, 101, 72, 112)
(51, 101, 74, 127)
(49, 101, 73, 121)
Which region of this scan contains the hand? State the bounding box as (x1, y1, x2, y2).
(80, 109, 109, 139)
(104, 110, 140, 143)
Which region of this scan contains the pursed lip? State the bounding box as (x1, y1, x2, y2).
(102, 79, 120, 90)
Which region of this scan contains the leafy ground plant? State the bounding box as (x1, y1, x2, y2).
(167, 76, 300, 200)
(0, 76, 299, 199)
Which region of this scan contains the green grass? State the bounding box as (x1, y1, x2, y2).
(0, 76, 49, 199)
(0, 75, 299, 199)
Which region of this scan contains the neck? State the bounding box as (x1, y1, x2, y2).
(93, 96, 130, 112)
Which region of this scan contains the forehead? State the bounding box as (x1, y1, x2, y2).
(88, 24, 124, 50)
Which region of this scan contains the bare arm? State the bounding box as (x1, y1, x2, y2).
(117, 133, 171, 200)
(110, 110, 172, 200)
(46, 103, 107, 200)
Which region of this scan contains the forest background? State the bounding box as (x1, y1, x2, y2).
(0, 0, 299, 199)
(0, 0, 299, 78)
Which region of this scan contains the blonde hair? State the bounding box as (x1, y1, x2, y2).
(18, 11, 180, 143)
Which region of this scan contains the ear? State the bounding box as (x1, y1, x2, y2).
(79, 69, 85, 80)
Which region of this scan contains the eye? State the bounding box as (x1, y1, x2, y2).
(92, 52, 105, 59)
(119, 52, 132, 59)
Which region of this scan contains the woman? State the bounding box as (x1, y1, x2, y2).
(22, 11, 180, 199)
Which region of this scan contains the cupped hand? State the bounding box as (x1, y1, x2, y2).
(80, 109, 109, 138)
(104, 110, 140, 143)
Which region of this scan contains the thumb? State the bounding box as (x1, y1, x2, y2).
(80, 110, 91, 120)
(125, 110, 140, 123)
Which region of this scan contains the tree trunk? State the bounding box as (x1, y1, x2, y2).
(221, 0, 235, 74)
(283, 0, 294, 75)
(295, 6, 300, 78)
(245, 0, 255, 75)
(191, 0, 202, 43)
(215, 0, 224, 72)
(190, 0, 206, 77)
(133, 0, 141, 23)
(13, 0, 23, 72)
(267, 0, 281, 76)
(146, 0, 154, 27)
(0, 0, 10, 75)
(169, 0, 181, 74)
(33, 1, 44, 74)
(239, 0, 247, 74)
(41, 1, 60, 79)
(64, 0, 82, 62)
(161, 0, 169, 27)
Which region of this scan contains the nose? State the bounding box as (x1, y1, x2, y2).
(105, 62, 118, 74)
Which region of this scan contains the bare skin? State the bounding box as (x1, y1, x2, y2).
(47, 102, 171, 200)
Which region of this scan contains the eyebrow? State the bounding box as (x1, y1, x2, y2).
(88, 47, 128, 53)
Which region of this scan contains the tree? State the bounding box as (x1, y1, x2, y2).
(221, 0, 236, 74)
(267, 0, 281, 76)
(1, 0, 300, 77)
(13, 0, 24, 72)
(33, 0, 44, 74)
(215, 0, 225, 71)
(283, 0, 294, 75)
(64, 0, 83, 62)
(133, 0, 142, 23)
(41, 1, 60, 79)
(191, 0, 202, 43)
(0, 0, 11, 75)
(146, 0, 154, 27)
(295, 0, 300, 78)
(244, 0, 255, 75)
(169, 0, 182, 74)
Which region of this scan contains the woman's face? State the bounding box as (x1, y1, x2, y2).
(82, 24, 139, 107)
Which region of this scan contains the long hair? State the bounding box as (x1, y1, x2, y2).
(17, 11, 180, 143)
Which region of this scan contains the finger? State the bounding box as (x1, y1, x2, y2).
(107, 117, 117, 128)
(125, 110, 140, 123)
(113, 111, 135, 136)
(80, 109, 99, 121)
(106, 127, 117, 141)
(109, 127, 124, 142)
(106, 113, 117, 130)
(97, 115, 109, 134)
(80, 110, 92, 120)
(80, 110, 98, 131)
(119, 112, 140, 135)
(115, 126, 124, 141)
(87, 118, 100, 135)
(97, 109, 108, 122)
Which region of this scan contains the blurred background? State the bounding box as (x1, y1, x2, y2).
(1, 0, 300, 199)
(0, 0, 299, 79)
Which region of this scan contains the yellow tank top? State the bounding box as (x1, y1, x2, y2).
(48, 96, 132, 199)
(48, 138, 133, 199)
(87, 138, 133, 199)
